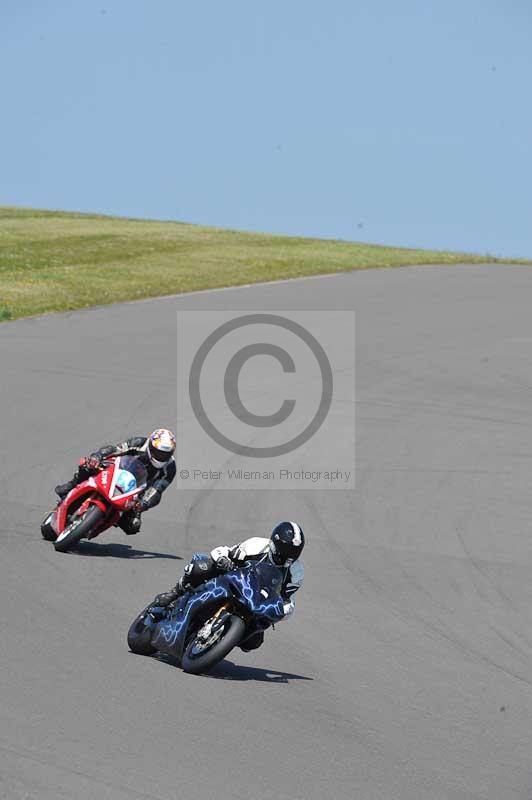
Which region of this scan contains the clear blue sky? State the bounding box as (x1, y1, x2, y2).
(2, 1, 531, 256)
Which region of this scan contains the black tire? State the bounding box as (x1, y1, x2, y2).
(41, 511, 56, 541)
(182, 614, 245, 675)
(127, 608, 157, 656)
(53, 505, 105, 553)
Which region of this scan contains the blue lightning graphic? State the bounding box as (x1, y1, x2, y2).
(153, 570, 284, 649)
(235, 571, 284, 617)
(155, 579, 228, 647)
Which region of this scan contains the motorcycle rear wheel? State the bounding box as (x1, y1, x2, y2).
(41, 512, 56, 541)
(182, 614, 245, 675)
(53, 505, 105, 553)
(127, 608, 157, 656)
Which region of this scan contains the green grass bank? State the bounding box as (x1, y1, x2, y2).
(0, 206, 522, 321)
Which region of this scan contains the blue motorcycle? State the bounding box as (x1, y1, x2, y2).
(127, 560, 286, 674)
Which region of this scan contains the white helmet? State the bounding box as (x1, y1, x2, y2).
(147, 428, 176, 468)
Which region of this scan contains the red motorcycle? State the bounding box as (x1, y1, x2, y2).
(41, 456, 148, 553)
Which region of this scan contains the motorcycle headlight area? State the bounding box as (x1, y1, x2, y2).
(114, 469, 137, 494)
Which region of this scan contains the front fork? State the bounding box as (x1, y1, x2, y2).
(196, 601, 232, 643)
(212, 601, 230, 621)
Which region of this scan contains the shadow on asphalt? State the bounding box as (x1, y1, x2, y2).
(208, 660, 314, 683)
(150, 652, 312, 683)
(73, 541, 182, 560)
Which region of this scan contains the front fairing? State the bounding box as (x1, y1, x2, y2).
(226, 564, 285, 623)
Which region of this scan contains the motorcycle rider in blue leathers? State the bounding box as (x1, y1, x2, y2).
(151, 521, 305, 651)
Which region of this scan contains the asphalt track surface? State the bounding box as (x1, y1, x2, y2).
(2, 264, 532, 799)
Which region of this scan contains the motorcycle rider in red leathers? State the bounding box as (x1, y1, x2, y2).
(54, 429, 176, 535)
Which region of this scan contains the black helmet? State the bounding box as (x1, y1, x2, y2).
(269, 521, 304, 566)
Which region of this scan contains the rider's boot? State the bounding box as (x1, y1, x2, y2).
(239, 629, 265, 652)
(119, 511, 142, 535)
(55, 479, 75, 499)
(54, 466, 88, 500)
(153, 578, 187, 607)
(149, 578, 188, 619)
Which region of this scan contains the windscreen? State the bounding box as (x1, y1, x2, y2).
(250, 562, 284, 597)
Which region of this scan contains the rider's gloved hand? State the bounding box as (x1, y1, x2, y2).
(215, 555, 233, 572)
(85, 453, 102, 471)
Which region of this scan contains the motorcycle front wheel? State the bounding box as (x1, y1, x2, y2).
(53, 505, 105, 553)
(181, 614, 245, 675)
